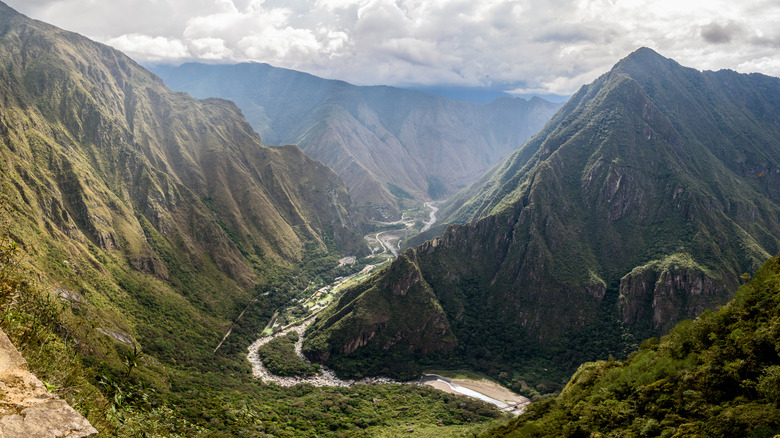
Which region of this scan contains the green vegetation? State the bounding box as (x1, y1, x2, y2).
(0, 222, 504, 436)
(303, 250, 458, 380)
(484, 254, 780, 437)
(7, 7, 780, 436)
(257, 332, 320, 377)
(0, 4, 510, 436)
(0, 200, 206, 436)
(304, 47, 780, 393)
(387, 183, 414, 200)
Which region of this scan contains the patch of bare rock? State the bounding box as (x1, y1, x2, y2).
(0, 329, 97, 438)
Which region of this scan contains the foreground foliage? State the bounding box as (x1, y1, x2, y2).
(485, 254, 780, 437)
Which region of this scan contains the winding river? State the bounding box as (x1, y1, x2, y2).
(245, 202, 528, 413)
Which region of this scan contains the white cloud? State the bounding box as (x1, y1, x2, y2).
(4, 0, 780, 96)
(738, 56, 780, 78)
(315, 0, 364, 11)
(190, 38, 234, 59)
(105, 34, 190, 61)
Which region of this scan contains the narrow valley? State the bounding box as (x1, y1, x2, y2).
(245, 201, 528, 413)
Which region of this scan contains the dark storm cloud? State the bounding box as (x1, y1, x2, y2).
(700, 21, 741, 44)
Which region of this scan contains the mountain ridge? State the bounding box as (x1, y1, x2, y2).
(485, 252, 780, 437)
(151, 61, 562, 218)
(303, 48, 780, 390)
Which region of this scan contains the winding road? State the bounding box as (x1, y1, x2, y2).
(363, 202, 439, 257)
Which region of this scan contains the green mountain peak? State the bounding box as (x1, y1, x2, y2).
(305, 48, 780, 391)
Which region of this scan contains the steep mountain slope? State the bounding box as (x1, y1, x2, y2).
(485, 253, 780, 437)
(151, 62, 562, 218)
(0, 0, 366, 378)
(303, 48, 780, 389)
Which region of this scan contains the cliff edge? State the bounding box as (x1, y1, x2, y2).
(0, 328, 97, 438)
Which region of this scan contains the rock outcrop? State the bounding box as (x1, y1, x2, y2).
(303, 250, 457, 379)
(0, 328, 97, 438)
(618, 254, 726, 337)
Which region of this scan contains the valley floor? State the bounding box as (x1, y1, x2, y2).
(246, 200, 527, 414)
(246, 317, 528, 414)
(247, 316, 397, 387)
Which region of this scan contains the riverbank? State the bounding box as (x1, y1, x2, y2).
(418, 374, 530, 415)
(247, 317, 397, 387)
(246, 317, 528, 414)
(245, 200, 529, 414)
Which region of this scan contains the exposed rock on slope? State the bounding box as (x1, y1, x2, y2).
(304, 250, 456, 379)
(151, 62, 562, 218)
(0, 329, 97, 438)
(305, 48, 780, 386)
(485, 254, 780, 437)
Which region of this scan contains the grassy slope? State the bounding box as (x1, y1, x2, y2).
(0, 0, 375, 370)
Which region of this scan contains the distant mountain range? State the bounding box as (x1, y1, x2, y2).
(303, 48, 780, 389)
(150, 63, 562, 218)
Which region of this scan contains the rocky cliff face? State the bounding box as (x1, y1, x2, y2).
(0, 329, 97, 438)
(303, 250, 456, 379)
(305, 48, 780, 384)
(485, 253, 780, 437)
(618, 254, 727, 336)
(152, 63, 562, 218)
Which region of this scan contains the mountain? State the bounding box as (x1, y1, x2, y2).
(150, 62, 562, 218)
(485, 253, 780, 437)
(303, 48, 780, 390)
(0, 0, 367, 385)
(0, 4, 519, 436)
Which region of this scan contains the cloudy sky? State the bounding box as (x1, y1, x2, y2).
(6, 0, 780, 98)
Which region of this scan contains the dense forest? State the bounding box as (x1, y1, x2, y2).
(485, 254, 780, 437)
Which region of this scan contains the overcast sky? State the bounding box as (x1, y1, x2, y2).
(6, 0, 780, 98)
